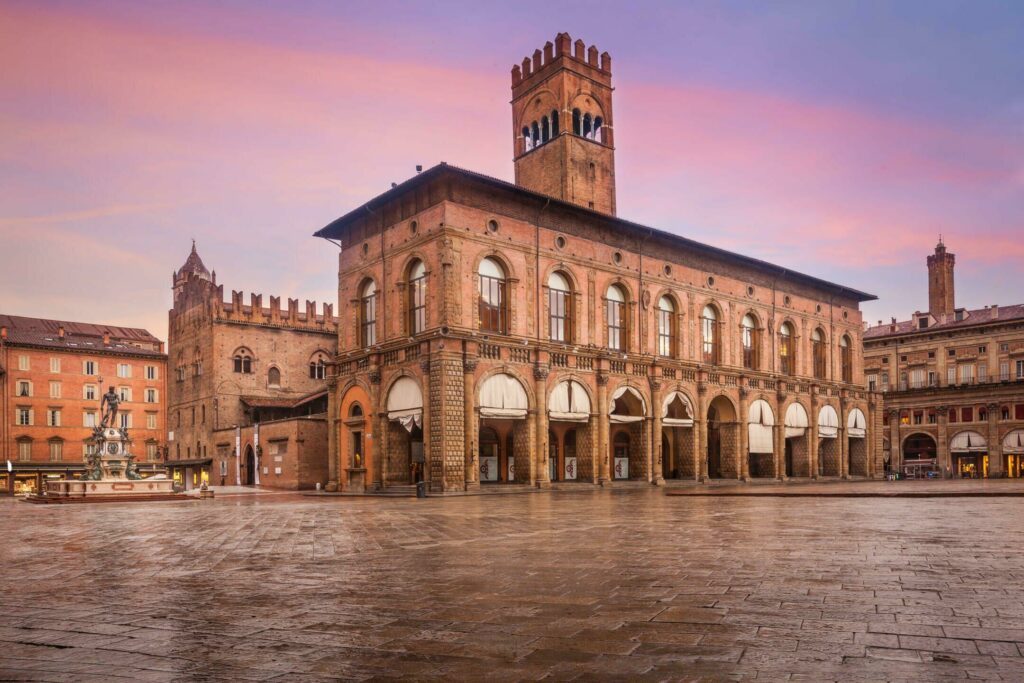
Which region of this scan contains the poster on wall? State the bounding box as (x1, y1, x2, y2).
(254, 423, 261, 486)
(564, 457, 577, 480)
(234, 426, 241, 486)
(508, 456, 515, 482)
(614, 457, 628, 480)
(480, 456, 498, 482)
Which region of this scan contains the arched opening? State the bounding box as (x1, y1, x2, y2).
(233, 347, 253, 374)
(541, 115, 550, 143)
(593, 116, 603, 142)
(359, 279, 377, 347)
(610, 386, 647, 480)
(548, 379, 591, 481)
(779, 322, 795, 375)
(522, 126, 532, 152)
(243, 444, 256, 486)
(408, 259, 426, 335)
(901, 433, 937, 479)
(582, 113, 592, 138)
(339, 386, 373, 492)
(706, 395, 738, 479)
(784, 402, 810, 478)
(747, 399, 776, 478)
(548, 271, 572, 343)
(817, 405, 840, 476)
(479, 373, 529, 483)
(840, 335, 853, 383)
(531, 121, 540, 147)
(478, 257, 507, 334)
(385, 376, 425, 485)
(657, 296, 675, 358)
(661, 392, 695, 480)
(309, 352, 328, 380)
(950, 430, 988, 479)
(550, 109, 559, 137)
(701, 305, 721, 365)
(1003, 430, 1024, 478)
(606, 284, 628, 351)
(572, 108, 581, 135)
(847, 408, 867, 476)
(741, 314, 759, 370)
(267, 366, 281, 388)
(812, 328, 826, 379)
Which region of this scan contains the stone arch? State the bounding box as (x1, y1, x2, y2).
(477, 366, 536, 411)
(339, 383, 373, 491)
(543, 263, 581, 344)
(471, 249, 517, 283)
(782, 399, 812, 478)
(706, 393, 739, 479)
(747, 398, 776, 478)
(545, 371, 595, 409)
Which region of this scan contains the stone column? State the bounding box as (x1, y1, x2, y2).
(887, 409, 900, 477)
(839, 397, 849, 479)
(597, 372, 610, 484)
(463, 358, 479, 490)
(697, 382, 709, 481)
(809, 392, 819, 479)
(936, 405, 949, 478)
(738, 385, 749, 480)
(535, 365, 551, 487)
(774, 420, 785, 480)
(369, 366, 384, 490)
(419, 358, 432, 489)
(987, 402, 1001, 477)
(650, 375, 663, 485)
(325, 375, 339, 491)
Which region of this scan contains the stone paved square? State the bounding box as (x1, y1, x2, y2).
(3, 488, 1024, 681)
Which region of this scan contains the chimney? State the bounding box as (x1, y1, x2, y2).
(992, 304, 999, 318)
(103, 331, 111, 345)
(58, 325, 65, 338)
(926, 238, 955, 317)
(1, 326, 6, 340)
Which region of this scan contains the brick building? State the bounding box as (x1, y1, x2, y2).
(864, 240, 1024, 478)
(165, 243, 337, 489)
(316, 33, 882, 494)
(0, 314, 167, 494)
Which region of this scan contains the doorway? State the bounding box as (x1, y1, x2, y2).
(244, 445, 255, 486)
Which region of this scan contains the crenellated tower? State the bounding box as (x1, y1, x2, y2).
(927, 238, 955, 318)
(511, 32, 616, 215)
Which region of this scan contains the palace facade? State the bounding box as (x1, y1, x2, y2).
(0, 314, 167, 494)
(165, 244, 337, 489)
(864, 241, 1024, 478)
(317, 33, 883, 493)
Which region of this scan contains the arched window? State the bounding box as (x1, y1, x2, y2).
(478, 258, 507, 334)
(779, 322, 795, 375)
(541, 115, 550, 143)
(840, 335, 853, 383)
(350, 403, 363, 417)
(521, 126, 532, 152)
(593, 116, 603, 142)
(268, 367, 281, 388)
(408, 259, 426, 335)
(741, 314, 759, 370)
(606, 285, 627, 351)
(309, 353, 327, 380)
(548, 271, 572, 343)
(812, 328, 826, 379)
(657, 296, 675, 357)
(583, 113, 592, 139)
(531, 121, 540, 147)
(701, 305, 720, 365)
(360, 279, 377, 347)
(550, 109, 559, 136)
(233, 348, 252, 374)
(572, 108, 581, 135)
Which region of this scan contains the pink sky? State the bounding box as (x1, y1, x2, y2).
(2, 1, 1022, 340)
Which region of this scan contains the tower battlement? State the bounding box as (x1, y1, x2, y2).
(511, 33, 611, 88)
(216, 288, 336, 332)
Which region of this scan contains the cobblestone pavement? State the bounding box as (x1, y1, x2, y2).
(2, 488, 1024, 681)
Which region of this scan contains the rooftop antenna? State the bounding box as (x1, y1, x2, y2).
(416, 165, 423, 173)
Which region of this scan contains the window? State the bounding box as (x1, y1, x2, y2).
(881, 371, 889, 391)
(840, 335, 853, 383)
(268, 367, 281, 388)
(1017, 404, 1024, 420)
(360, 279, 377, 347)
(48, 381, 61, 398)
(948, 349, 956, 357)
(84, 384, 96, 401)
(1001, 362, 1010, 381)
(947, 367, 956, 385)
(18, 440, 32, 461)
(119, 412, 131, 429)
(949, 408, 958, 423)
(18, 355, 29, 371)
(146, 365, 157, 380)
(979, 346, 987, 354)
(962, 406, 974, 423)
(49, 440, 63, 462)
(1018, 360, 1024, 379)
(117, 363, 131, 378)
(118, 386, 131, 402)
(194, 360, 203, 376)
(866, 374, 877, 392)
(84, 411, 96, 428)
(741, 314, 758, 370)
(84, 442, 97, 457)
(955, 310, 964, 321)
(779, 323, 795, 375)
(657, 296, 676, 357)
(145, 388, 158, 403)
(913, 411, 923, 425)
(927, 410, 937, 424)
(309, 355, 327, 380)
(979, 407, 988, 421)
(233, 350, 253, 374)
(548, 272, 572, 343)
(50, 357, 60, 373)
(812, 329, 826, 379)
(408, 259, 427, 335)
(478, 258, 506, 334)
(979, 364, 988, 382)
(83, 360, 96, 375)
(47, 409, 61, 427)
(17, 408, 32, 426)
(1002, 406, 1011, 420)
(146, 413, 157, 429)
(16, 380, 31, 397)
(147, 443, 159, 460)
(910, 368, 925, 389)
(960, 364, 974, 384)
(606, 285, 627, 352)
(899, 372, 908, 391)
(701, 305, 720, 364)
(918, 318, 928, 329)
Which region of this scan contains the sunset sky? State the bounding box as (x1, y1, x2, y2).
(2, 0, 1022, 340)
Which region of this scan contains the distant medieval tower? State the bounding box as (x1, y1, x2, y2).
(927, 239, 955, 318)
(511, 33, 617, 215)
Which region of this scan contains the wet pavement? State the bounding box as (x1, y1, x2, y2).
(2, 487, 1024, 681)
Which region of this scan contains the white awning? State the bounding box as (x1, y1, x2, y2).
(1003, 430, 1024, 454)
(610, 385, 646, 424)
(847, 408, 867, 438)
(662, 391, 694, 427)
(479, 373, 529, 419)
(950, 430, 987, 453)
(386, 376, 423, 432)
(818, 405, 839, 439)
(748, 399, 775, 454)
(549, 380, 591, 422)
(784, 402, 809, 439)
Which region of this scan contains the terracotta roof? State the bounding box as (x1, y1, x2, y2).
(314, 162, 876, 303)
(865, 303, 1024, 340)
(0, 314, 164, 357)
(240, 388, 328, 410)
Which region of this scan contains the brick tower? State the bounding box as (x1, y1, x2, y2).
(927, 238, 955, 318)
(511, 33, 616, 215)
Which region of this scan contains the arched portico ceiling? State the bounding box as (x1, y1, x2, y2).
(748, 399, 775, 454)
(950, 430, 987, 453)
(818, 405, 839, 439)
(662, 392, 693, 426)
(386, 376, 423, 432)
(610, 386, 646, 424)
(785, 403, 809, 438)
(847, 408, 867, 439)
(1003, 430, 1024, 454)
(549, 380, 591, 422)
(479, 373, 528, 419)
